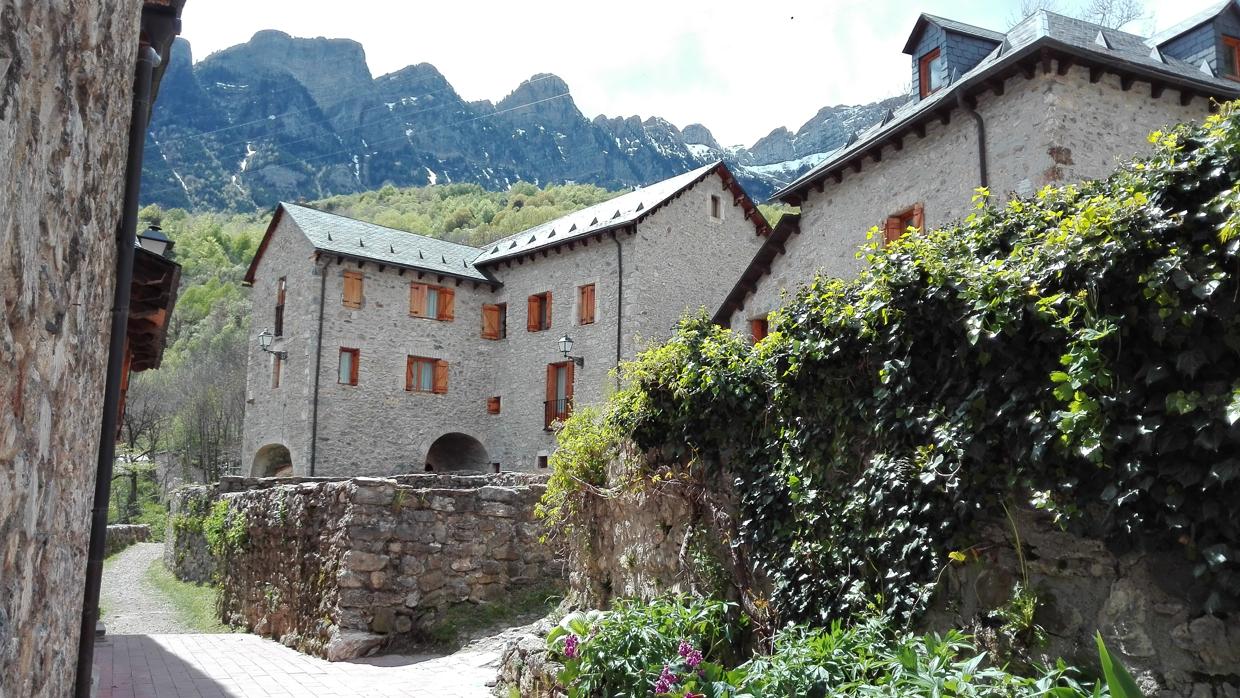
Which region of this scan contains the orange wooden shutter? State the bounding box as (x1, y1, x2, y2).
(751, 318, 768, 342)
(487, 396, 501, 414)
(884, 216, 903, 244)
(438, 287, 455, 321)
(410, 282, 426, 316)
(482, 304, 500, 339)
(545, 291, 553, 328)
(579, 285, 596, 324)
(527, 295, 541, 332)
(565, 361, 575, 416)
(545, 363, 557, 403)
(432, 359, 449, 394)
(343, 271, 363, 308)
(912, 203, 925, 231)
(405, 356, 414, 391)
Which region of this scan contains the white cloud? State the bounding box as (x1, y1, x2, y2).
(180, 0, 1223, 148)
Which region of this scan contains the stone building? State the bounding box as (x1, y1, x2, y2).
(717, 4, 1240, 332)
(241, 161, 769, 477)
(0, 0, 185, 695)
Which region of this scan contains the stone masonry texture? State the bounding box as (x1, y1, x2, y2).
(190, 473, 561, 661)
(733, 63, 1211, 329)
(0, 1, 142, 696)
(242, 172, 766, 476)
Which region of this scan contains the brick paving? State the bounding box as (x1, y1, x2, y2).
(93, 634, 501, 698)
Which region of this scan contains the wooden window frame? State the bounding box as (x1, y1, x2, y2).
(410, 282, 455, 321)
(750, 316, 769, 343)
(405, 355, 447, 394)
(527, 292, 552, 332)
(275, 277, 286, 336)
(884, 203, 925, 244)
(342, 271, 363, 309)
(710, 194, 722, 219)
(544, 360, 575, 429)
(338, 347, 359, 386)
(918, 48, 941, 99)
(487, 396, 502, 414)
(1224, 35, 1240, 79)
(578, 283, 596, 325)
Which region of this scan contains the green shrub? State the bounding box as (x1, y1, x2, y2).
(202, 499, 246, 557)
(536, 406, 627, 537)
(594, 105, 1240, 623)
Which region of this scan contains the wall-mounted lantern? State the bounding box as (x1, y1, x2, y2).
(257, 328, 287, 359)
(558, 334, 584, 367)
(136, 224, 174, 257)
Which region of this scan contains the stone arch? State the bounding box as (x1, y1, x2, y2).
(424, 433, 489, 472)
(252, 443, 293, 477)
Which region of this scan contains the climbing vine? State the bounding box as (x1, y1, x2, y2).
(574, 104, 1240, 625)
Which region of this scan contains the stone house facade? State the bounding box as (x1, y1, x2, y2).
(242, 162, 769, 477)
(717, 5, 1240, 332)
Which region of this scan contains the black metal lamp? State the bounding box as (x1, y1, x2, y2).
(136, 224, 174, 257)
(257, 328, 286, 359)
(558, 334, 584, 367)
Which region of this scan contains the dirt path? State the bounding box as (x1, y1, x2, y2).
(100, 542, 195, 634)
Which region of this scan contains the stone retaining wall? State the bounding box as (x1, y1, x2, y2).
(105, 524, 151, 557)
(165, 485, 216, 584)
(210, 473, 561, 660)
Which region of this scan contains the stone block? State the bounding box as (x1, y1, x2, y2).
(430, 496, 456, 512)
(450, 558, 475, 572)
(325, 631, 386, 661)
(404, 590, 422, 608)
(420, 570, 446, 592)
(370, 571, 387, 589)
(370, 608, 397, 634)
(480, 502, 518, 518)
(477, 486, 521, 504)
(343, 550, 389, 573)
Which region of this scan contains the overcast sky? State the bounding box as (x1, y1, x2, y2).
(179, 0, 1220, 148)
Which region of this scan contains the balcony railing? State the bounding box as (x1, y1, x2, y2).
(544, 398, 572, 429)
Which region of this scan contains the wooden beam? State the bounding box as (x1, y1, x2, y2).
(1020, 61, 1036, 80)
(377, 264, 385, 272)
(398, 268, 405, 276)
(914, 123, 926, 139)
(417, 271, 425, 279)
(1089, 66, 1103, 83)
(893, 136, 904, 151)
(1120, 75, 1134, 91)
(831, 171, 843, 184)
(1055, 56, 1075, 76)
(814, 181, 824, 193)
(335, 256, 343, 265)
(1180, 90, 1194, 106)
(1040, 49, 1052, 75)
(988, 79, 1005, 96)
(850, 160, 862, 173)
(1151, 82, 1165, 99)
(939, 109, 951, 126)
(870, 148, 882, 163)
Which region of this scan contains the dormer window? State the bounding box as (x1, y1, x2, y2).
(1223, 35, 1240, 78)
(919, 48, 944, 98)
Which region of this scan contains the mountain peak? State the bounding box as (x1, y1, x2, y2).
(682, 124, 721, 150)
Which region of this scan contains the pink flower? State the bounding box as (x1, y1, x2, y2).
(677, 640, 703, 668)
(563, 634, 579, 659)
(653, 665, 679, 694)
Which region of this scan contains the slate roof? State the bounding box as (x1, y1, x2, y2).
(244, 203, 493, 284)
(775, 9, 1240, 203)
(902, 13, 1006, 54)
(1146, 0, 1234, 46)
(473, 161, 726, 265)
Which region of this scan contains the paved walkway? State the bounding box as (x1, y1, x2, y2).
(94, 633, 505, 698)
(101, 542, 194, 634)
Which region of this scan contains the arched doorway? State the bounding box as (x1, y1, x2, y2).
(424, 433, 489, 472)
(252, 443, 293, 477)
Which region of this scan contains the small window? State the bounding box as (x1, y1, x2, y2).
(1223, 35, 1240, 79)
(491, 462, 501, 473)
(487, 396, 502, 414)
(883, 204, 925, 244)
(537, 455, 549, 469)
(482, 303, 507, 340)
(918, 48, 943, 99)
(545, 361, 574, 429)
(275, 277, 286, 336)
(578, 284, 596, 325)
(406, 356, 448, 394)
(343, 271, 363, 308)
(338, 347, 359, 385)
(410, 282, 455, 321)
(271, 354, 282, 389)
(750, 317, 769, 343)
(710, 194, 722, 219)
(527, 292, 552, 332)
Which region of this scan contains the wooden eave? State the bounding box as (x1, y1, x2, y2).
(712, 213, 801, 327)
(127, 248, 181, 372)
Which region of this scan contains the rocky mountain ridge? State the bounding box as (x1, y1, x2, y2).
(142, 32, 905, 210)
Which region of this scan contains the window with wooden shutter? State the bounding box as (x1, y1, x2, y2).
(578, 284, 596, 325)
(338, 348, 359, 385)
(544, 360, 574, 429)
(884, 204, 924, 244)
(275, 277, 286, 336)
(410, 282, 428, 317)
(432, 359, 449, 394)
(438, 287, 455, 321)
(487, 396, 501, 414)
(528, 292, 552, 332)
(406, 356, 438, 393)
(343, 271, 363, 308)
(482, 304, 502, 339)
(750, 317, 769, 342)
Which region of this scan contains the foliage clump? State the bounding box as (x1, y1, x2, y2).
(203, 499, 247, 558)
(535, 406, 627, 536)
(546, 596, 1103, 698)
(588, 105, 1240, 625)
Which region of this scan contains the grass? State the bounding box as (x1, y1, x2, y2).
(145, 558, 231, 633)
(423, 584, 564, 649)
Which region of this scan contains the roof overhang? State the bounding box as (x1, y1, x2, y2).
(777, 37, 1240, 205)
(712, 214, 801, 327)
(128, 247, 181, 372)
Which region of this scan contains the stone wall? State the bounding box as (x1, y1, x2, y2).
(164, 485, 216, 584)
(105, 524, 151, 557)
(210, 473, 561, 660)
(0, 1, 142, 696)
(560, 461, 1239, 698)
